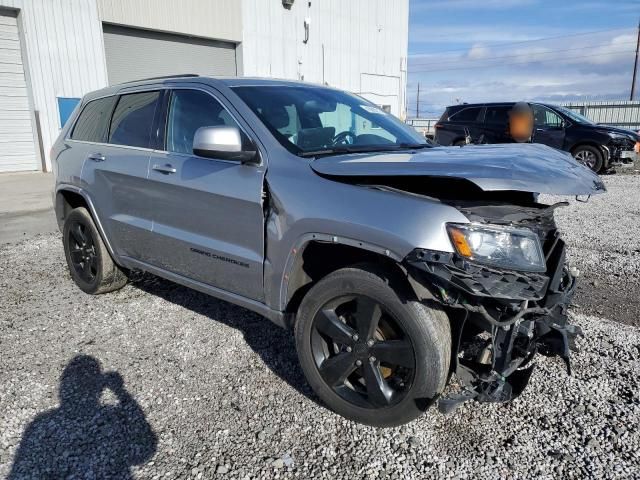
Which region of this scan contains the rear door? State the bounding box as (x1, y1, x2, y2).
(78, 90, 161, 261)
(144, 86, 266, 301)
(531, 104, 565, 149)
(482, 105, 513, 144)
(441, 106, 484, 145)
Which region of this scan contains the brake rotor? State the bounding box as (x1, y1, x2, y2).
(375, 325, 395, 379)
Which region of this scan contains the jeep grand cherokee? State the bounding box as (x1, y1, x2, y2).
(52, 76, 605, 426)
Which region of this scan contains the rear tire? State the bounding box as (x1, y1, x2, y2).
(62, 207, 127, 294)
(572, 145, 603, 172)
(295, 265, 451, 427)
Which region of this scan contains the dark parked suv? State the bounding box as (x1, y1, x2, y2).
(53, 76, 604, 426)
(434, 102, 640, 172)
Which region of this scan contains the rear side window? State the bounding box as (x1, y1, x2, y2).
(438, 108, 449, 123)
(70, 96, 117, 142)
(109, 91, 160, 148)
(448, 107, 482, 123)
(484, 106, 511, 125)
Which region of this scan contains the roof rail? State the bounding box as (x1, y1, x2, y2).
(121, 74, 200, 84)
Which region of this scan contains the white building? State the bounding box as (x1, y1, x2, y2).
(0, 0, 409, 173)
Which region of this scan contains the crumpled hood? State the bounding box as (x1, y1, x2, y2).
(311, 143, 606, 196)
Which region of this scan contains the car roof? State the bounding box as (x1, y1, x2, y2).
(447, 102, 513, 109)
(83, 75, 338, 102)
(446, 101, 557, 109)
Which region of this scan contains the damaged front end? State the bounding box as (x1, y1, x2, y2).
(606, 135, 640, 168)
(310, 142, 605, 412)
(404, 200, 583, 413)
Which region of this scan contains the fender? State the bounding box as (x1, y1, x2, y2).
(55, 184, 119, 262)
(277, 232, 403, 312)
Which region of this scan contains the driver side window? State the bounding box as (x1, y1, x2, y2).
(166, 89, 239, 155)
(532, 105, 563, 128)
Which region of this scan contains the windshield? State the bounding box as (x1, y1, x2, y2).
(555, 106, 595, 125)
(232, 85, 427, 156)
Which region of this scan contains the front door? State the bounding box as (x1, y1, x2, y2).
(145, 87, 266, 301)
(531, 104, 565, 149)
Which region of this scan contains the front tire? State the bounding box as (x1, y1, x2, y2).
(295, 266, 451, 427)
(572, 145, 603, 172)
(62, 207, 127, 294)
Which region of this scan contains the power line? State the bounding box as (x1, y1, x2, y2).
(410, 41, 638, 68)
(409, 26, 635, 55)
(410, 49, 635, 74)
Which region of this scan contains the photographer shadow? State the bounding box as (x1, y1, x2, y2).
(8, 355, 157, 480)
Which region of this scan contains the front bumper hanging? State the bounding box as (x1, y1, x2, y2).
(405, 239, 583, 413)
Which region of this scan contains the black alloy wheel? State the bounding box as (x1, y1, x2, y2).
(295, 266, 451, 427)
(310, 294, 415, 409)
(67, 221, 98, 283)
(62, 207, 128, 294)
(573, 145, 603, 172)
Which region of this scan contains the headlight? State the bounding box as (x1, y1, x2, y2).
(608, 132, 635, 142)
(446, 223, 545, 272)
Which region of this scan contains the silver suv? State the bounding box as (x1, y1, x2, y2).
(52, 75, 604, 427)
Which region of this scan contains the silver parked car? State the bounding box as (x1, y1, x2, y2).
(52, 75, 605, 427)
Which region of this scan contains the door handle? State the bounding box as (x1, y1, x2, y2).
(88, 153, 105, 162)
(152, 163, 177, 174)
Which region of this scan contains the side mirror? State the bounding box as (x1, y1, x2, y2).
(193, 126, 259, 164)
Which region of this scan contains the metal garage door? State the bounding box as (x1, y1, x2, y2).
(0, 11, 38, 172)
(103, 24, 237, 85)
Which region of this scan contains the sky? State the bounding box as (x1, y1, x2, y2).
(407, 0, 640, 117)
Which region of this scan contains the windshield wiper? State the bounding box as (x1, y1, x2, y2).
(299, 143, 433, 158)
(397, 142, 433, 150)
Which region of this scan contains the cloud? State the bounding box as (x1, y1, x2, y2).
(552, 0, 640, 13)
(406, 0, 638, 117)
(409, 24, 563, 45)
(407, 68, 634, 116)
(582, 34, 637, 65)
(467, 44, 491, 59)
(407, 32, 636, 117)
(409, 31, 636, 72)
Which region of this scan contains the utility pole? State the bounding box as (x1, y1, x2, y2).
(631, 18, 640, 101)
(416, 83, 420, 118)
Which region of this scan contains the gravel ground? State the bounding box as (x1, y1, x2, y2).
(542, 174, 640, 327)
(1, 176, 639, 479)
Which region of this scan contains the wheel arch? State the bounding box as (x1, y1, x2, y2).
(569, 141, 609, 168)
(55, 185, 118, 261)
(280, 236, 417, 317)
(56, 188, 87, 230)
